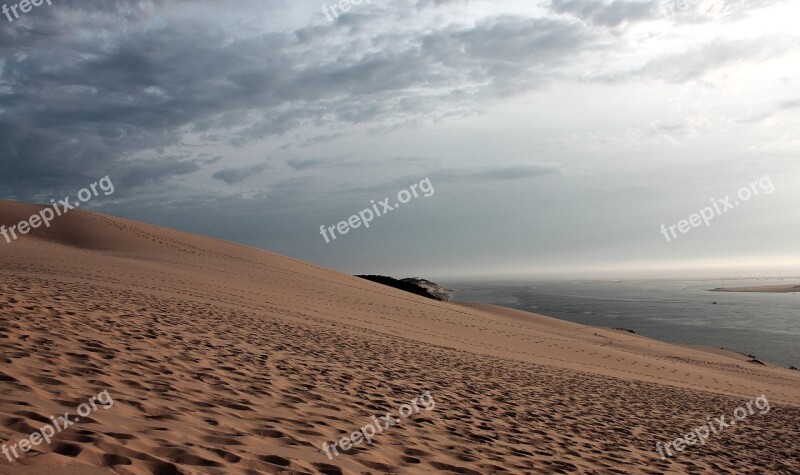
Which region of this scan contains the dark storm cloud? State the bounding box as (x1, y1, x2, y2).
(0, 0, 789, 204)
(0, 0, 603, 199)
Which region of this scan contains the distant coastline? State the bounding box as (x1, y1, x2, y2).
(710, 284, 800, 293)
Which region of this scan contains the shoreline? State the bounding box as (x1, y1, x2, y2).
(455, 299, 797, 371)
(446, 281, 799, 370)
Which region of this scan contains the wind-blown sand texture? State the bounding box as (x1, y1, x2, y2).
(1, 199, 799, 474)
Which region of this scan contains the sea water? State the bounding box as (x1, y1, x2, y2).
(446, 279, 800, 368)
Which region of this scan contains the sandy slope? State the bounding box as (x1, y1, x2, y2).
(0, 200, 798, 474)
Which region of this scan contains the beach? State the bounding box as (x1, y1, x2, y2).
(1, 200, 799, 474)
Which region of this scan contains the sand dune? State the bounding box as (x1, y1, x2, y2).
(1, 199, 798, 474)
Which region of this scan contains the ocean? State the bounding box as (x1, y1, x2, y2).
(445, 279, 800, 368)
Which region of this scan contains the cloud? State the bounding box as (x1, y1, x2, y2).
(301, 133, 345, 146)
(342, 164, 559, 196)
(0, 0, 606, 201)
(287, 158, 329, 171)
(550, 0, 657, 27)
(0, 0, 793, 207)
(287, 157, 361, 171)
(212, 164, 268, 185)
(436, 165, 560, 182)
(779, 98, 800, 110)
(634, 36, 790, 83)
(550, 0, 791, 27)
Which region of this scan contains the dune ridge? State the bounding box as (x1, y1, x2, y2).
(1, 199, 799, 474)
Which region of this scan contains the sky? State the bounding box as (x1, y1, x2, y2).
(1, 0, 798, 280)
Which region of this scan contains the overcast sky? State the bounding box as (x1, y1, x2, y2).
(1, 0, 798, 280)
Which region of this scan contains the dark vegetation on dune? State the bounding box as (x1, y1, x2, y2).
(356, 275, 449, 301)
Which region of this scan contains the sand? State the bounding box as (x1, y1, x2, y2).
(1, 199, 799, 474)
